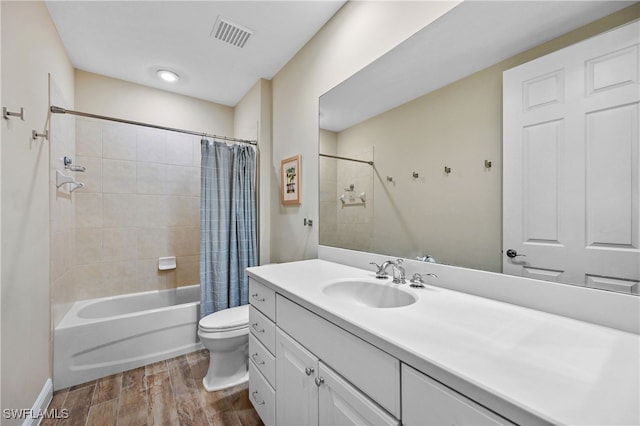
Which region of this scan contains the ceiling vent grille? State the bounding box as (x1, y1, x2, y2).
(211, 16, 253, 48)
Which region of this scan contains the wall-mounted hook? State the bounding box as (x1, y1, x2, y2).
(444, 166, 451, 174)
(303, 218, 313, 227)
(32, 130, 49, 141)
(412, 171, 419, 178)
(344, 184, 355, 192)
(386, 176, 394, 183)
(3, 107, 24, 121)
(484, 160, 492, 169)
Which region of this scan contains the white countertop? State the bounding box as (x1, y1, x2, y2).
(247, 259, 640, 426)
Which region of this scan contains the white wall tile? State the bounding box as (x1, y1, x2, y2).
(76, 118, 102, 157)
(103, 159, 136, 193)
(137, 162, 167, 194)
(166, 132, 194, 166)
(103, 123, 137, 160)
(137, 128, 167, 163)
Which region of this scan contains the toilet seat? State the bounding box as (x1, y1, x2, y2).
(199, 304, 249, 333)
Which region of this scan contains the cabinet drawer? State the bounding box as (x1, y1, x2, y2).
(249, 278, 276, 321)
(249, 333, 275, 389)
(276, 295, 400, 418)
(249, 306, 276, 355)
(249, 361, 275, 426)
(402, 364, 512, 426)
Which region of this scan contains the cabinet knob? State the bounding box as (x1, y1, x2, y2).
(251, 390, 265, 405)
(314, 377, 325, 387)
(305, 367, 314, 376)
(252, 353, 264, 365)
(251, 293, 265, 302)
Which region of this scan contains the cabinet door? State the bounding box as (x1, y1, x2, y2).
(318, 362, 399, 426)
(402, 364, 511, 426)
(276, 328, 318, 426)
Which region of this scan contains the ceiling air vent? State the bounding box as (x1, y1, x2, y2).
(211, 16, 253, 48)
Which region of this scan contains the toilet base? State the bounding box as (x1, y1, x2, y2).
(200, 337, 249, 392)
(202, 370, 249, 392)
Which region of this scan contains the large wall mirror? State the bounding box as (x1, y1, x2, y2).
(319, 1, 639, 294)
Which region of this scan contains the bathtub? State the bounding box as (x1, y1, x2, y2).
(53, 285, 202, 390)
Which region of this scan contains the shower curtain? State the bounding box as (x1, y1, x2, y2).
(200, 139, 257, 317)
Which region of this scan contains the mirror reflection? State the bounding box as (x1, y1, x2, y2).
(318, 1, 639, 294)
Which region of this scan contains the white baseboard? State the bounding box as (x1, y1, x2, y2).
(22, 378, 52, 426)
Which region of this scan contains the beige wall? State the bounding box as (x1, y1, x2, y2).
(1, 0, 74, 421)
(75, 70, 234, 137)
(328, 4, 640, 273)
(270, 1, 461, 262)
(234, 79, 273, 264)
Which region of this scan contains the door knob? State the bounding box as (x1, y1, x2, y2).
(506, 249, 526, 258)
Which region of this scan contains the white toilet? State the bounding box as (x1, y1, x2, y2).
(198, 304, 249, 392)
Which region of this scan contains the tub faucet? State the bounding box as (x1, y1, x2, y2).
(370, 259, 406, 284)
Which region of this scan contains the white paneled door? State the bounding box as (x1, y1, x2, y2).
(503, 22, 639, 293)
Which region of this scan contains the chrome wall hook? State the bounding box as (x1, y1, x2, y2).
(3, 107, 24, 121)
(32, 130, 49, 141)
(484, 160, 492, 169)
(444, 166, 451, 174)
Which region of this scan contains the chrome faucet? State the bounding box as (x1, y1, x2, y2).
(370, 259, 406, 284)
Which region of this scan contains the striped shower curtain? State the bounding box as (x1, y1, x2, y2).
(200, 139, 257, 317)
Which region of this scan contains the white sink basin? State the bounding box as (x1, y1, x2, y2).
(322, 279, 417, 308)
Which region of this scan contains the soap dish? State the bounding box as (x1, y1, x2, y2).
(158, 256, 176, 271)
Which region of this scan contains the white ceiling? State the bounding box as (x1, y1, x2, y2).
(319, 1, 636, 132)
(46, 1, 346, 107)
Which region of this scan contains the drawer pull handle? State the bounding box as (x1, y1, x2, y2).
(305, 367, 314, 376)
(314, 377, 325, 387)
(252, 353, 265, 365)
(251, 390, 265, 405)
(252, 293, 266, 302)
(251, 323, 265, 333)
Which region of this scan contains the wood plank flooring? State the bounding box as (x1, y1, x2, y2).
(43, 349, 264, 426)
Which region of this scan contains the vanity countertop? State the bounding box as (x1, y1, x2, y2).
(247, 259, 639, 426)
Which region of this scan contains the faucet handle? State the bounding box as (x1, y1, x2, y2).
(409, 272, 438, 288)
(369, 262, 388, 279)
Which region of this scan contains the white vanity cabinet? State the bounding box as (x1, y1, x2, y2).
(276, 327, 398, 426)
(248, 276, 402, 426)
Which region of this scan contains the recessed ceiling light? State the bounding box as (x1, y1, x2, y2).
(157, 69, 179, 83)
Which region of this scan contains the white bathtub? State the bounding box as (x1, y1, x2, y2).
(53, 285, 202, 390)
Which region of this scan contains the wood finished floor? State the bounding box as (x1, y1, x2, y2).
(43, 349, 264, 426)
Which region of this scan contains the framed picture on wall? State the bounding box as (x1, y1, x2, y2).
(280, 155, 301, 205)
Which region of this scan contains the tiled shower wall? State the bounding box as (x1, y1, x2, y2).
(334, 147, 373, 252)
(318, 135, 373, 252)
(56, 117, 202, 309)
(50, 80, 76, 326)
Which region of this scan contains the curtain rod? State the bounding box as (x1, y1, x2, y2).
(50, 106, 257, 145)
(319, 153, 374, 166)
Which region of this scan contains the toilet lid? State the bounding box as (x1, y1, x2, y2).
(199, 304, 249, 332)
